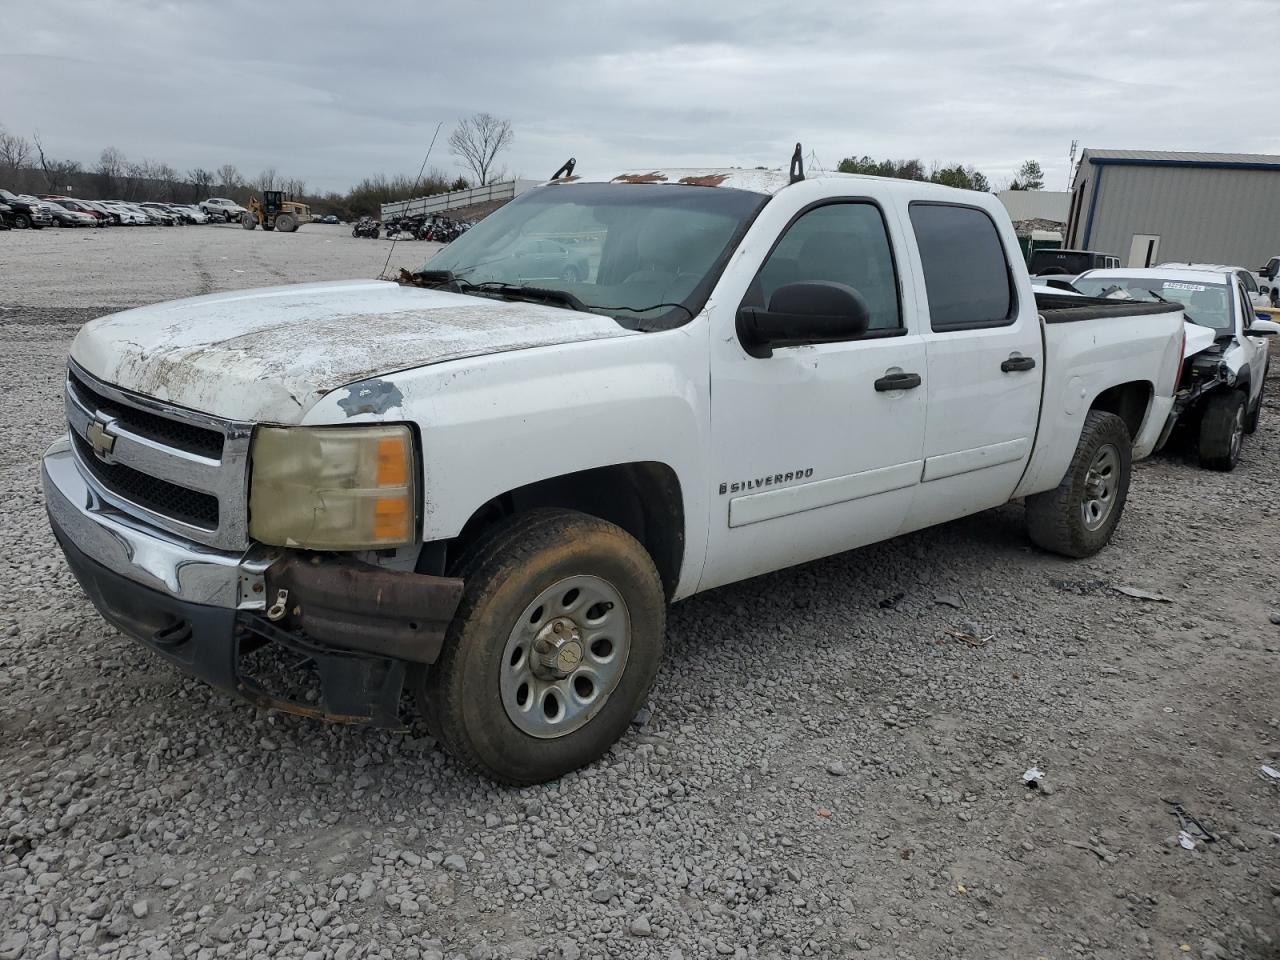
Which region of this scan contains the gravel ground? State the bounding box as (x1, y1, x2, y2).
(2, 226, 1279, 960)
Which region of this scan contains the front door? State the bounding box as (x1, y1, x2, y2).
(701, 195, 928, 591)
(899, 201, 1044, 532)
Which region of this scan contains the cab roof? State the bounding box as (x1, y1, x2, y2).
(545, 167, 980, 197)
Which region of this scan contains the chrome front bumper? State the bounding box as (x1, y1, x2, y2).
(42, 435, 277, 610)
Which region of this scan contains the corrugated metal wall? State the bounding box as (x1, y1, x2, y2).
(1069, 163, 1280, 268)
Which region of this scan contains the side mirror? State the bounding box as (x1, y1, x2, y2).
(737, 281, 871, 358)
(1246, 318, 1280, 336)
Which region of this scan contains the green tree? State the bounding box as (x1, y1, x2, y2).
(1010, 160, 1044, 191)
(836, 155, 990, 191)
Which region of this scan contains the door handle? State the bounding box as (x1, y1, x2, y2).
(1001, 355, 1037, 373)
(874, 372, 922, 392)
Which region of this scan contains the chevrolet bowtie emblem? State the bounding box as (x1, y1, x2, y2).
(87, 418, 116, 458)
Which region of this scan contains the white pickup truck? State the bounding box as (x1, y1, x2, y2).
(44, 164, 1187, 784)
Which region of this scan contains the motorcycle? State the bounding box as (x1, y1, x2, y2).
(352, 217, 381, 239)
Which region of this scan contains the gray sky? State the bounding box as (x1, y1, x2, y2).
(4, 0, 1274, 194)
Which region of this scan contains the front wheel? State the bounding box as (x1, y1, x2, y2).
(13, 213, 30, 229)
(241, 214, 256, 230)
(422, 509, 665, 785)
(1271, 289, 1279, 308)
(1199, 390, 1246, 471)
(1026, 410, 1132, 558)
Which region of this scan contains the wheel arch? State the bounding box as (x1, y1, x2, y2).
(1088, 380, 1153, 439)
(427, 461, 685, 601)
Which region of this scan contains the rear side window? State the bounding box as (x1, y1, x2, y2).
(909, 203, 1015, 330)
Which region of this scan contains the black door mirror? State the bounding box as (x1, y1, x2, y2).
(737, 281, 871, 358)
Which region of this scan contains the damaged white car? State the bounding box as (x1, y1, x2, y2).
(1075, 267, 1278, 470)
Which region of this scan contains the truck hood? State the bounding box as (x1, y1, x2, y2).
(71, 279, 639, 422)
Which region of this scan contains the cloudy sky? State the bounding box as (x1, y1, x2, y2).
(4, 0, 1274, 194)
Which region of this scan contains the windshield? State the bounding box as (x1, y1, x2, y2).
(1074, 275, 1232, 331)
(416, 182, 768, 329)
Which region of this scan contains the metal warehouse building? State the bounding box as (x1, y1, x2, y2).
(1065, 148, 1280, 269)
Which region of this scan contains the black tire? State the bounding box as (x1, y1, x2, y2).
(421, 508, 665, 785)
(1271, 289, 1279, 308)
(13, 213, 30, 229)
(372, 228, 380, 239)
(351, 227, 360, 238)
(1026, 410, 1132, 558)
(1245, 381, 1264, 435)
(275, 213, 296, 233)
(1199, 390, 1246, 471)
(241, 214, 256, 230)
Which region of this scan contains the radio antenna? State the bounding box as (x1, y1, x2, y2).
(382, 120, 444, 280)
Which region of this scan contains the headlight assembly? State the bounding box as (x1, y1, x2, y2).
(249, 425, 415, 549)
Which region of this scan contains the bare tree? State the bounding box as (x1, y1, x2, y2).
(448, 113, 513, 186)
(215, 164, 241, 195)
(0, 128, 33, 171)
(188, 167, 214, 201)
(256, 167, 277, 192)
(283, 177, 307, 199)
(32, 132, 81, 192)
(96, 147, 127, 196)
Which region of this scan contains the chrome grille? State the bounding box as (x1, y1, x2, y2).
(65, 360, 253, 550)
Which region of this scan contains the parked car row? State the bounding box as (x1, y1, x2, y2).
(0, 188, 222, 229)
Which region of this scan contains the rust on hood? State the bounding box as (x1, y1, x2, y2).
(678, 174, 730, 187)
(612, 172, 669, 184)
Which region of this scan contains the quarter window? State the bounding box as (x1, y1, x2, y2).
(909, 203, 1016, 331)
(753, 202, 902, 332)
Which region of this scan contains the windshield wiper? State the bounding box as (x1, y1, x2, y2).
(466, 281, 588, 312)
(1141, 288, 1171, 303)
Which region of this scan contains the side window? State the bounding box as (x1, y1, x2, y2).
(1240, 271, 1258, 294)
(909, 203, 1015, 330)
(754, 202, 902, 332)
(1238, 286, 1253, 330)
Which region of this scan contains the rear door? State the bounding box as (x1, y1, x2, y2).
(898, 200, 1044, 531)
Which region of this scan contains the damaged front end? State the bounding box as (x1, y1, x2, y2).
(236, 555, 463, 726)
(1157, 343, 1230, 450)
(43, 431, 463, 728)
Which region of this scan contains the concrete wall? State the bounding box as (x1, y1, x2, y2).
(1067, 162, 1280, 268)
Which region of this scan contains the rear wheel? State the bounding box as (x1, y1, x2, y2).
(421, 509, 665, 785)
(1026, 410, 1132, 558)
(275, 212, 296, 233)
(1199, 390, 1246, 470)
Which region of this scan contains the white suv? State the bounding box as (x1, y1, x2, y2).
(199, 197, 247, 222)
(1258, 257, 1280, 307)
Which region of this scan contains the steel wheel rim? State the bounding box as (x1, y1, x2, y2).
(499, 575, 631, 739)
(1231, 404, 1244, 459)
(1081, 443, 1120, 531)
